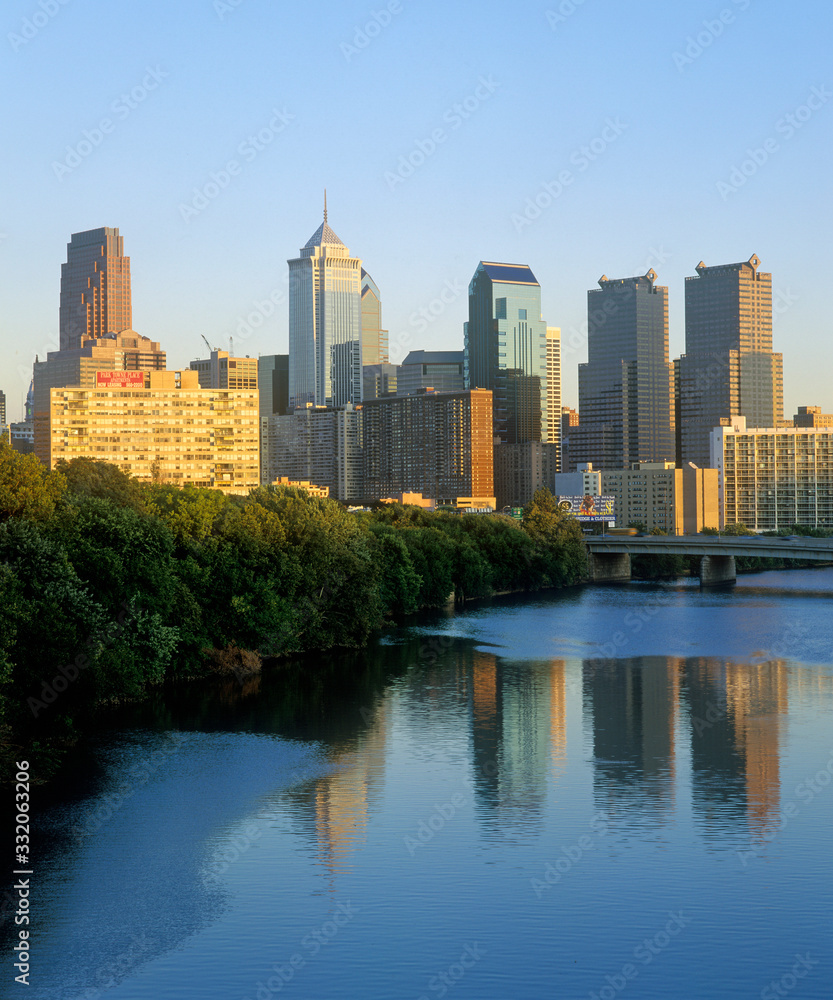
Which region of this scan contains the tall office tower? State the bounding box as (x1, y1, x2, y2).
(545, 327, 561, 470)
(0, 389, 6, 430)
(678, 255, 783, 467)
(575, 269, 674, 470)
(397, 350, 465, 396)
(190, 350, 258, 390)
(362, 389, 494, 505)
(257, 355, 289, 421)
(360, 269, 389, 365)
(59, 227, 132, 351)
(288, 201, 363, 409)
(464, 262, 549, 445)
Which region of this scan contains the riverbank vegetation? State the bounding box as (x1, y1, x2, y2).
(0, 441, 585, 763)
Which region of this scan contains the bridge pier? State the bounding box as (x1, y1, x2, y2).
(587, 551, 632, 583)
(699, 555, 736, 586)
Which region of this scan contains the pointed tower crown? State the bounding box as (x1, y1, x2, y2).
(304, 189, 346, 249)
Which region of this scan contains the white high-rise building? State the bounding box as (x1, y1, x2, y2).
(288, 199, 363, 409)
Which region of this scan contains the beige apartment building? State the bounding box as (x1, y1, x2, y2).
(36, 369, 259, 493)
(598, 461, 719, 534)
(711, 417, 833, 530)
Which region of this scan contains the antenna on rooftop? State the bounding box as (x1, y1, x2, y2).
(324, 188, 328, 223)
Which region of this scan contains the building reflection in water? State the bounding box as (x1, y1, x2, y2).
(276, 642, 794, 872)
(278, 697, 391, 888)
(687, 658, 787, 842)
(583, 657, 680, 824)
(468, 650, 568, 837)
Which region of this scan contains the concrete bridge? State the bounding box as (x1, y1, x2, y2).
(584, 534, 833, 585)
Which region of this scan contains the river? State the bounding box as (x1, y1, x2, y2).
(7, 567, 833, 999)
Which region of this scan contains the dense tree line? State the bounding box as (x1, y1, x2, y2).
(0, 439, 585, 754)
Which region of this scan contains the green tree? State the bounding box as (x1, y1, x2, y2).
(0, 438, 66, 522)
(55, 457, 145, 511)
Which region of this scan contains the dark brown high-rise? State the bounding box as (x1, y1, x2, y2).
(59, 227, 132, 351)
(678, 255, 783, 467)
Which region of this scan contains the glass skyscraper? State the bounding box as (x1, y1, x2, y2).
(288, 206, 363, 409)
(575, 269, 674, 470)
(360, 269, 388, 367)
(59, 227, 132, 352)
(463, 262, 550, 445)
(678, 255, 782, 467)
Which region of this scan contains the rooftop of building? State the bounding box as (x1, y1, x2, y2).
(400, 350, 464, 366)
(304, 220, 345, 249)
(477, 262, 539, 285)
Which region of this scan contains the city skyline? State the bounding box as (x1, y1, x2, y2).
(2, 1, 831, 423)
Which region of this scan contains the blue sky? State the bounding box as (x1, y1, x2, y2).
(2, 0, 831, 421)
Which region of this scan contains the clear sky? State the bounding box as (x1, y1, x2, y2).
(2, 0, 831, 422)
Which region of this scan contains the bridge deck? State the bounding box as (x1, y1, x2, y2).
(585, 536, 833, 560)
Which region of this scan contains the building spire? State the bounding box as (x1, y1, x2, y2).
(324, 188, 328, 223)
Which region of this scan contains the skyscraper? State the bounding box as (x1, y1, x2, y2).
(545, 327, 561, 471)
(464, 262, 550, 444)
(288, 200, 362, 409)
(59, 227, 132, 351)
(678, 255, 783, 467)
(360, 269, 388, 366)
(575, 269, 674, 470)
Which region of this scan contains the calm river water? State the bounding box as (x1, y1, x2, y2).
(10, 568, 833, 999)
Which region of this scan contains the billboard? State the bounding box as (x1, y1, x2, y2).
(557, 495, 615, 522)
(96, 371, 146, 388)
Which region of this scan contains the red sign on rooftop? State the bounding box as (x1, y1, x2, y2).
(96, 371, 146, 388)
